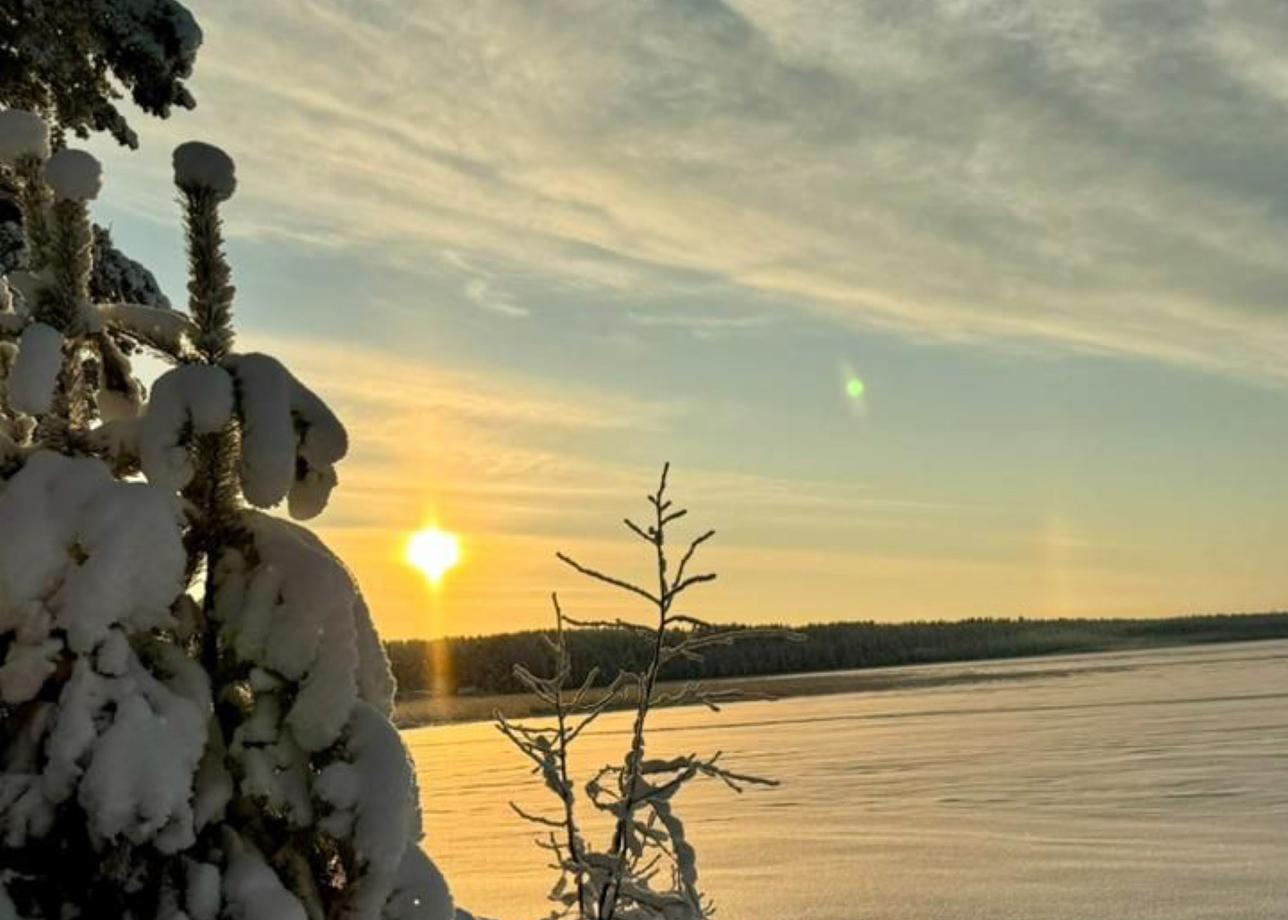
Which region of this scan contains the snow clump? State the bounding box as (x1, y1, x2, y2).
(139, 363, 235, 491)
(7, 323, 63, 416)
(174, 141, 236, 200)
(0, 110, 49, 163)
(44, 149, 103, 202)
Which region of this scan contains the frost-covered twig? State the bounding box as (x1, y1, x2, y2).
(497, 593, 591, 917)
(501, 464, 800, 920)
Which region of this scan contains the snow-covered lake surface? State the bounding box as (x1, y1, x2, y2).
(406, 640, 1288, 920)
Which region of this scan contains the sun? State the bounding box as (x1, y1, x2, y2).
(406, 527, 462, 584)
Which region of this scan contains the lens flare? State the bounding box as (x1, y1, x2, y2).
(838, 362, 869, 418)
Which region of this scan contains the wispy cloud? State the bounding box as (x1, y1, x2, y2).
(464, 277, 529, 317)
(84, 1, 1288, 637)
(256, 335, 941, 536)
(626, 309, 777, 340)
(250, 335, 1010, 636)
(246, 335, 677, 486)
(97, 0, 1288, 382)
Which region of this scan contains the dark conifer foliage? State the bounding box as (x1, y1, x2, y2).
(389, 612, 1288, 698)
(0, 0, 202, 148)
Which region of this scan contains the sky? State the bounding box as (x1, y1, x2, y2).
(85, 0, 1288, 639)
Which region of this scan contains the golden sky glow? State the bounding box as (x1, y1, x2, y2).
(87, 2, 1288, 640)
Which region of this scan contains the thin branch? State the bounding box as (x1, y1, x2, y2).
(562, 614, 656, 637)
(504, 463, 790, 920)
(671, 572, 717, 595)
(556, 552, 660, 606)
(666, 614, 719, 630)
(511, 801, 567, 829)
(671, 529, 715, 592)
(623, 518, 653, 542)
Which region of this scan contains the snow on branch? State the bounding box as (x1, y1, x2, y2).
(98, 302, 197, 357)
(224, 352, 347, 519)
(497, 465, 800, 920)
(0, 133, 456, 919)
(0, 110, 49, 163)
(139, 363, 233, 492)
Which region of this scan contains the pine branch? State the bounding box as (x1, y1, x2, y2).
(181, 185, 235, 363)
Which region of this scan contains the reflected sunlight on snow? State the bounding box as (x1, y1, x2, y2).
(408, 641, 1288, 920)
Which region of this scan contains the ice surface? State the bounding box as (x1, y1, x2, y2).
(413, 641, 1288, 920)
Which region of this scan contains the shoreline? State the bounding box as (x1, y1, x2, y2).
(393, 632, 1288, 730)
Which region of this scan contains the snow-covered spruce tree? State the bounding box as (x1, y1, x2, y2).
(0, 112, 456, 920)
(0, 0, 194, 301)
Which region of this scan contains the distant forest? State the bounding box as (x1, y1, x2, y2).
(385, 612, 1288, 697)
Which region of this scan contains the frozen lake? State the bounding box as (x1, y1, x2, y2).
(406, 640, 1288, 920)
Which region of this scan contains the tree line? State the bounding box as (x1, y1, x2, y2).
(385, 611, 1288, 697)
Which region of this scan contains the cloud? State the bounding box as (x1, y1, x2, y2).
(250, 333, 975, 542)
(463, 277, 529, 317)
(234, 334, 682, 533)
(626, 309, 777, 340)
(449, 250, 532, 316)
(99, 0, 1288, 380)
(251, 335, 1016, 636)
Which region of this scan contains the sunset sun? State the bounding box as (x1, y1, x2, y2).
(407, 527, 462, 584)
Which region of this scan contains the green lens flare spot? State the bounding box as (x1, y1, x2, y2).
(846, 377, 865, 399)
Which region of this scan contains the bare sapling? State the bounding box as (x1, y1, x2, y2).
(497, 463, 803, 920)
